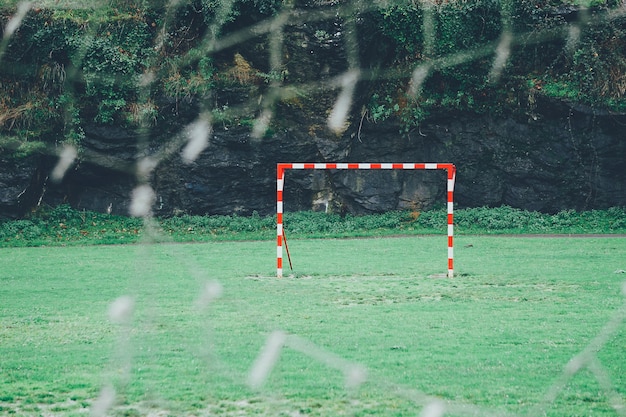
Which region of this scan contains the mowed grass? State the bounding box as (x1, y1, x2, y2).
(1, 235, 625, 416)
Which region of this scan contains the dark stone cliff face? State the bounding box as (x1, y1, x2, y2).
(1, 11, 624, 219)
(1, 94, 624, 219)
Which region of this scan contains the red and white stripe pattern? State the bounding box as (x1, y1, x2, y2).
(277, 163, 457, 278)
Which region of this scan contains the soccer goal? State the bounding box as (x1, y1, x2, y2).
(276, 163, 457, 278)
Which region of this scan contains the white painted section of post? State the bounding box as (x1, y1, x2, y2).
(447, 165, 456, 278)
(277, 163, 456, 278)
(277, 165, 286, 278)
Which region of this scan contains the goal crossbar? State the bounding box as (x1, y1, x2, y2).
(277, 163, 457, 278)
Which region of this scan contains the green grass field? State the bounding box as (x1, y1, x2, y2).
(1, 235, 625, 416)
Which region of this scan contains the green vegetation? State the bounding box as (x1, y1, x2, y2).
(0, 0, 624, 158)
(1, 232, 625, 416)
(1, 205, 625, 247)
(0, 0, 287, 158)
(366, 0, 626, 127)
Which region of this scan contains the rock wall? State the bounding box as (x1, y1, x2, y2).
(1, 93, 624, 219)
(1, 7, 624, 219)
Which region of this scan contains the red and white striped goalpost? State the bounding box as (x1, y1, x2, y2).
(277, 163, 457, 278)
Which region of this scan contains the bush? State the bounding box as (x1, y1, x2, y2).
(1, 205, 625, 248)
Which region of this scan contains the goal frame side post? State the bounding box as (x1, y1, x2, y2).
(277, 163, 456, 278)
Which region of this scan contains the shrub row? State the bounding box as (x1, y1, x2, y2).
(0, 205, 624, 247)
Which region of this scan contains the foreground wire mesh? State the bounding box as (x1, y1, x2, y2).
(1, 0, 625, 416)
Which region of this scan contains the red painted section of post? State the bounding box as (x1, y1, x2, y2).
(277, 164, 287, 278)
(447, 165, 456, 278)
(277, 163, 456, 278)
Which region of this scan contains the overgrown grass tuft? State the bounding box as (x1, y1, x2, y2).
(1, 205, 625, 247)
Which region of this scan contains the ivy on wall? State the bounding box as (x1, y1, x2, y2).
(0, 0, 624, 159)
(366, 0, 625, 125)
